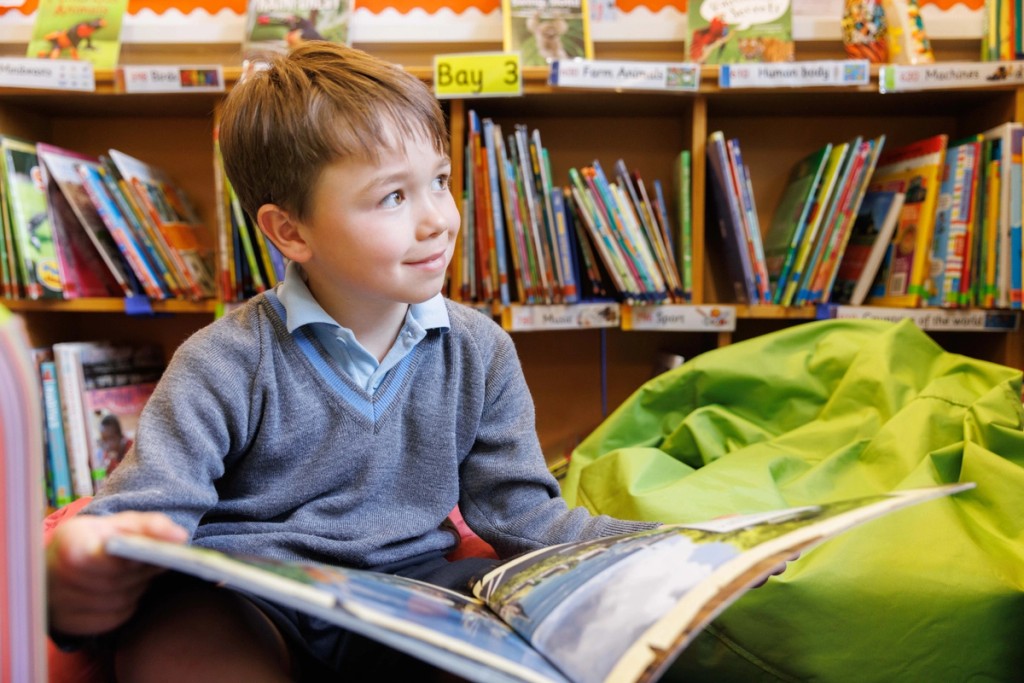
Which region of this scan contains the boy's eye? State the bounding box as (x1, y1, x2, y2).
(380, 190, 404, 208)
(432, 174, 451, 192)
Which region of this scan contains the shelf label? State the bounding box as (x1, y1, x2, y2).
(433, 53, 522, 99)
(0, 58, 94, 91)
(719, 60, 869, 89)
(549, 59, 700, 92)
(821, 305, 1020, 331)
(623, 304, 736, 331)
(119, 65, 225, 93)
(879, 61, 1024, 93)
(502, 303, 620, 331)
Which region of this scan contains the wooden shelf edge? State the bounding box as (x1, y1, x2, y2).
(2, 297, 219, 315)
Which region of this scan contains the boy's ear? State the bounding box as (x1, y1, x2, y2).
(257, 204, 312, 263)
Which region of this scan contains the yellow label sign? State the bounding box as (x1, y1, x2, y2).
(433, 53, 522, 99)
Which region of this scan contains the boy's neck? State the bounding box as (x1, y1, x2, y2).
(309, 288, 408, 363)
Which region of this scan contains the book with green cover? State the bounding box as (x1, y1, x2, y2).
(688, 0, 794, 64)
(26, 0, 128, 70)
(502, 0, 592, 68)
(764, 144, 832, 304)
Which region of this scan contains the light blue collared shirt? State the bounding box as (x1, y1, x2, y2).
(276, 262, 450, 394)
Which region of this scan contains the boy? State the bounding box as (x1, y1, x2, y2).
(46, 42, 657, 681)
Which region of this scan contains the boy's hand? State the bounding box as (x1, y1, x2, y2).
(46, 511, 189, 636)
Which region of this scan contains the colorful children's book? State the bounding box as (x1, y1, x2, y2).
(51, 341, 164, 498)
(688, 0, 794, 64)
(1009, 127, 1023, 309)
(830, 189, 905, 305)
(106, 483, 972, 683)
(706, 131, 757, 303)
(725, 138, 771, 303)
(0, 136, 63, 300)
(764, 144, 832, 304)
(26, 0, 128, 69)
(980, 122, 1024, 308)
(83, 381, 157, 494)
(867, 133, 948, 307)
(779, 141, 849, 306)
(502, 0, 593, 68)
(76, 162, 171, 301)
(107, 149, 217, 300)
(793, 136, 865, 306)
(806, 134, 886, 304)
(39, 359, 74, 508)
(37, 143, 142, 299)
(0, 306, 47, 683)
(243, 0, 354, 61)
(924, 136, 982, 308)
(675, 150, 693, 301)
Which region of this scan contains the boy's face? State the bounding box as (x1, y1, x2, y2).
(296, 129, 460, 314)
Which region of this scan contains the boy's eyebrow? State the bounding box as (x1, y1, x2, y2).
(364, 157, 453, 190)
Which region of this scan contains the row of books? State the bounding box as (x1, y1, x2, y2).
(33, 340, 164, 508)
(212, 129, 287, 303)
(0, 136, 216, 303)
(981, 0, 1023, 61)
(714, 121, 1024, 310)
(450, 110, 692, 306)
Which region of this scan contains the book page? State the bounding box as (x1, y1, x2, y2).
(473, 483, 973, 683)
(106, 536, 569, 683)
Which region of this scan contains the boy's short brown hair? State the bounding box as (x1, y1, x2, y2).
(219, 41, 449, 222)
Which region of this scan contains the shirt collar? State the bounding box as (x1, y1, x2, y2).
(277, 261, 450, 334)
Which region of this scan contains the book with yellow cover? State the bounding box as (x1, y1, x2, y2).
(867, 134, 948, 307)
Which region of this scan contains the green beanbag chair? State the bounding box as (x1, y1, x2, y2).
(563, 318, 1024, 683)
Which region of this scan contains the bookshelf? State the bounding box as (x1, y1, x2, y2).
(2, 51, 1022, 460)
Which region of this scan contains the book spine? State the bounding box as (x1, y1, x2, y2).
(77, 164, 166, 300)
(52, 345, 93, 498)
(96, 163, 178, 299)
(39, 360, 73, 507)
(678, 151, 693, 300)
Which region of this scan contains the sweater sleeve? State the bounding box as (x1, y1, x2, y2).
(82, 306, 265, 535)
(455, 322, 657, 558)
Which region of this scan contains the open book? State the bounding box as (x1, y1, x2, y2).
(106, 483, 972, 683)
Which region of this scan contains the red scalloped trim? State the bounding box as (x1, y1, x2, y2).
(0, 0, 983, 17)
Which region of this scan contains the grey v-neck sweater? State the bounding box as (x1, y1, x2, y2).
(84, 291, 654, 568)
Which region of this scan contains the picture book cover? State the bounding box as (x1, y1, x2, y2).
(688, 0, 794, 64)
(37, 143, 141, 299)
(867, 134, 948, 307)
(51, 340, 163, 498)
(0, 136, 63, 300)
(106, 483, 973, 683)
(502, 0, 593, 68)
(76, 162, 171, 301)
(830, 189, 905, 305)
(83, 381, 157, 494)
(107, 149, 217, 300)
(26, 0, 128, 70)
(243, 0, 354, 60)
